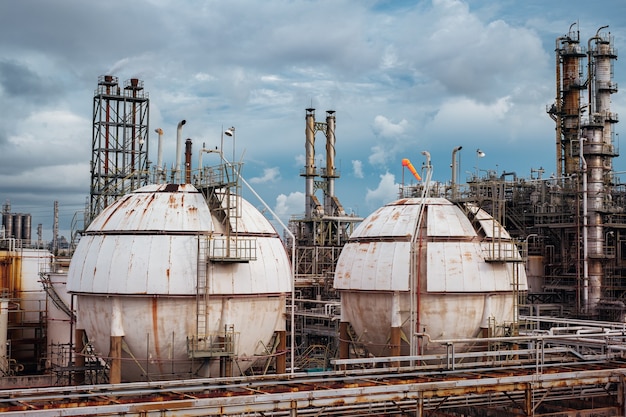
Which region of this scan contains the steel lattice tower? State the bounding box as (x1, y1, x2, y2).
(89, 75, 150, 224)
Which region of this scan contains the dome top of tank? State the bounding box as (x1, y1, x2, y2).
(68, 183, 291, 296)
(335, 197, 525, 293)
(86, 183, 276, 235)
(350, 197, 510, 240)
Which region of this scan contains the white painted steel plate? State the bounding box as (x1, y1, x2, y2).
(427, 204, 476, 237)
(88, 184, 213, 232)
(68, 183, 291, 296)
(334, 241, 410, 291)
(426, 242, 517, 292)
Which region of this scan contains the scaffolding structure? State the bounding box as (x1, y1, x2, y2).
(89, 75, 150, 225)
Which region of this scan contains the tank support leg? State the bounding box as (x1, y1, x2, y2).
(109, 336, 122, 384)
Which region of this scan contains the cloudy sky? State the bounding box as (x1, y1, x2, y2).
(2, 0, 626, 241)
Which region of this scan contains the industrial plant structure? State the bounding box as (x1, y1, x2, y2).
(458, 24, 626, 322)
(3, 24, 626, 417)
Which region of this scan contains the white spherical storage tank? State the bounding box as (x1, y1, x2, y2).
(67, 184, 291, 381)
(334, 197, 527, 357)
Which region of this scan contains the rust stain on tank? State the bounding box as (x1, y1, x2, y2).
(151, 297, 162, 371)
(369, 242, 379, 254)
(364, 212, 380, 231)
(140, 194, 157, 222)
(100, 204, 120, 228)
(168, 194, 178, 208)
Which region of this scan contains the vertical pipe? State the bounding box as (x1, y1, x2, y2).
(109, 298, 125, 384)
(185, 138, 192, 184)
(0, 298, 8, 375)
(325, 110, 336, 214)
(52, 201, 58, 255)
(304, 109, 316, 218)
(582, 155, 589, 312)
(582, 27, 614, 315)
(175, 120, 187, 183)
(276, 330, 286, 374)
(555, 35, 563, 178)
(154, 128, 164, 180)
(390, 291, 401, 366)
(109, 336, 122, 384)
(338, 321, 349, 370)
(74, 328, 86, 385)
(451, 146, 462, 199)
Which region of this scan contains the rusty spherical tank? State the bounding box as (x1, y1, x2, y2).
(67, 184, 291, 381)
(334, 198, 527, 356)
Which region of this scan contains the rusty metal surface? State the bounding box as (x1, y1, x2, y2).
(0, 357, 624, 416)
(427, 242, 515, 292)
(76, 294, 286, 381)
(70, 234, 198, 294)
(68, 184, 291, 296)
(66, 183, 291, 382)
(351, 201, 419, 238)
(87, 184, 213, 232)
(335, 197, 527, 356)
(334, 241, 410, 291)
(466, 204, 511, 239)
(427, 203, 476, 237)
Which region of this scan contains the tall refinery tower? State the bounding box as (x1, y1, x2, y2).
(546, 24, 619, 317)
(289, 109, 362, 299)
(89, 75, 150, 224)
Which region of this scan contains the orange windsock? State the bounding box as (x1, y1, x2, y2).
(402, 158, 421, 181)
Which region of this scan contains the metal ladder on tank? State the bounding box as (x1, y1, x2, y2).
(195, 236, 210, 351)
(187, 235, 212, 358)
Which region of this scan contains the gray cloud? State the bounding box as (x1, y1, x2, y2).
(0, 0, 624, 239)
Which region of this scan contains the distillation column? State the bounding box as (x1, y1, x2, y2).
(323, 111, 338, 215)
(554, 26, 586, 177)
(582, 27, 618, 313)
(303, 109, 319, 219)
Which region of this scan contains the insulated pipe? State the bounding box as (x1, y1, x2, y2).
(275, 299, 287, 374)
(325, 111, 336, 214)
(175, 120, 186, 183)
(154, 128, 164, 177)
(587, 27, 608, 115)
(109, 298, 125, 384)
(451, 146, 462, 199)
(304, 109, 316, 218)
(390, 292, 402, 365)
(582, 153, 589, 312)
